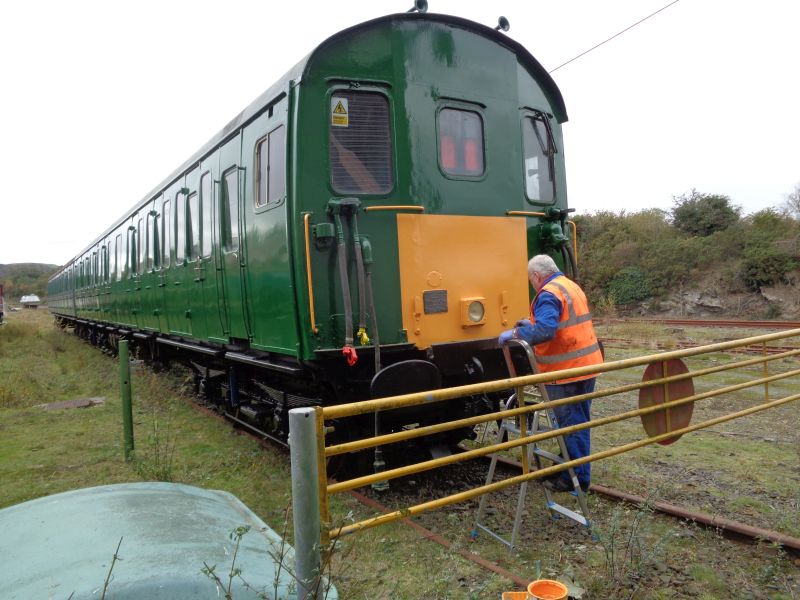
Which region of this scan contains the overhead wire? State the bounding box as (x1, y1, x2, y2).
(548, 0, 682, 73)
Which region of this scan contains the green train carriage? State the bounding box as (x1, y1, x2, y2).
(48, 10, 577, 447)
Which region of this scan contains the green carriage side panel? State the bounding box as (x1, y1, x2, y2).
(291, 14, 570, 361)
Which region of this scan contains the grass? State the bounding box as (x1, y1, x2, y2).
(1, 310, 799, 598)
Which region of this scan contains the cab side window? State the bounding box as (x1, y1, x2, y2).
(329, 91, 393, 194)
(438, 108, 484, 177)
(522, 114, 556, 204)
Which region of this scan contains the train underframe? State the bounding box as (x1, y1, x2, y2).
(57, 316, 509, 467)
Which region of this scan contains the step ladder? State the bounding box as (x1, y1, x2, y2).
(472, 339, 590, 549)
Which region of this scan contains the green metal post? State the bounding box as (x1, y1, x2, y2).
(119, 340, 134, 461)
(290, 407, 322, 600)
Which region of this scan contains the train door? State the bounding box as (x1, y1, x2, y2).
(157, 194, 172, 334)
(105, 231, 117, 322)
(140, 200, 161, 332)
(183, 166, 207, 341)
(120, 218, 136, 327)
(131, 215, 146, 328)
(217, 133, 251, 343)
(166, 177, 193, 336)
(241, 98, 297, 354)
(191, 165, 222, 343)
(90, 247, 99, 316)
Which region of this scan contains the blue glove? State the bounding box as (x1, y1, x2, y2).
(515, 319, 531, 327)
(498, 329, 515, 345)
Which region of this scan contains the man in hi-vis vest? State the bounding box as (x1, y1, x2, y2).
(498, 254, 603, 493)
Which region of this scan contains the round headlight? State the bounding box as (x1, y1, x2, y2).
(468, 301, 485, 323)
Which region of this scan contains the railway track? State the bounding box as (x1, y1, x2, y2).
(600, 336, 800, 356)
(617, 317, 800, 329)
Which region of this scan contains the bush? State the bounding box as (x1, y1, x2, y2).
(740, 245, 797, 291)
(671, 190, 740, 236)
(608, 267, 652, 305)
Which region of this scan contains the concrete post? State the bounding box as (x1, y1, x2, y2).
(289, 407, 322, 600)
(119, 340, 134, 461)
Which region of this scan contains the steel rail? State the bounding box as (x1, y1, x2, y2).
(323, 328, 800, 419)
(324, 347, 800, 456)
(622, 318, 800, 329)
(326, 367, 800, 494)
(329, 391, 800, 538)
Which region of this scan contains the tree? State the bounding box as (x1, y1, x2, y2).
(670, 189, 740, 236)
(782, 181, 800, 219)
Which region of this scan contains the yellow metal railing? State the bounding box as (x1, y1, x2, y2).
(314, 328, 800, 542)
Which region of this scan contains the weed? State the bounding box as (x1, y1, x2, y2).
(592, 491, 672, 597)
(132, 408, 176, 481)
(595, 293, 618, 320)
(202, 526, 265, 600)
(100, 537, 124, 600)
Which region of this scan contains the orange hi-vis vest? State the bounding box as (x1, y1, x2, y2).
(529, 275, 603, 383)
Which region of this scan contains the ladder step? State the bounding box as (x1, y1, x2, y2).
(546, 501, 590, 527)
(534, 448, 563, 463)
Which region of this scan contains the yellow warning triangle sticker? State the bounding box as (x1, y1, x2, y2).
(333, 100, 347, 114)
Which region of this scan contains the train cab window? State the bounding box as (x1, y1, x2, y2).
(522, 114, 556, 204)
(256, 125, 286, 207)
(188, 192, 200, 260)
(222, 168, 240, 252)
(176, 192, 186, 263)
(329, 91, 393, 194)
(438, 108, 484, 177)
(200, 173, 212, 257)
(162, 199, 171, 268)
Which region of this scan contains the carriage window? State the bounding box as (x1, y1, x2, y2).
(200, 173, 212, 257)
(222, 168, 239, 252)
(147, 212, 159, 270)
(138, 219, 146, 274)
(127, 228, 136, 278)
(115, 234, 122, 281)
(176, 192, 186, 263)
(329, 91, 392, 194)
(188, 192, 200, 260)
(256, 125, 286, 207)
(162, 199, 171, 267)
(438, 108, 484, 177)
(522, 114, 556, 204)
(109, 237, 116, 281)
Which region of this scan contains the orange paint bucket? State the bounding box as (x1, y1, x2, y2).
(527, 579, 569, 600)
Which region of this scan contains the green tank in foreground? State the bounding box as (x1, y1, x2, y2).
(0, 482, 336, 599)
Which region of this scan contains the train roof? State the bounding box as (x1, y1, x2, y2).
(54, 12, 567, 279)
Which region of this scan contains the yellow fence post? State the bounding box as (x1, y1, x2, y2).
(763, 342, 769, 402)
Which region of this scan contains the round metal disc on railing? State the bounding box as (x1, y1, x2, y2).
(639, 358, 694, 445)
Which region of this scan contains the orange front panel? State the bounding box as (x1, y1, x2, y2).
(397, 214, 529, 349)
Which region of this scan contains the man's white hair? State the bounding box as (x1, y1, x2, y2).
(527, 254, 559, 279)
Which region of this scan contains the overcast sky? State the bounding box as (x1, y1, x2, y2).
(2, 0, 798, 265)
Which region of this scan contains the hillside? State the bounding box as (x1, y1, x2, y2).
(0, 263, 60, 301)
(575, 195, 800, 320)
